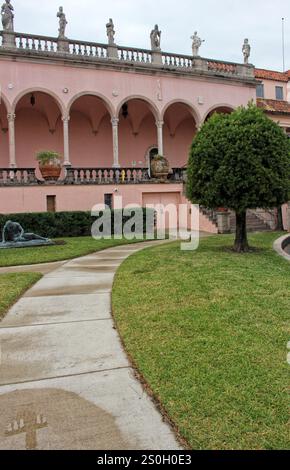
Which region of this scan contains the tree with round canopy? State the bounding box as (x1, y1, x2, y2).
(186, 104, 290, 252)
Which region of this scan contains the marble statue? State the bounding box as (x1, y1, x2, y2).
(191, 31, 205, 56)
(106, 18, 115, 45)
(242, 38, 251, 64)
(150, 25, 161, 51)
(57, 6, 67, 39)
(1, 0, 14, 32)
(0, 221, 54, 249)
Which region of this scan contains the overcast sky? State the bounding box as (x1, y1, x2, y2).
(12, 0, 290, 71)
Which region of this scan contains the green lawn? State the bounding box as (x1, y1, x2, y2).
(0, 273, 42, 320)
(0, 237, 152, 267)
(112, 232, 290, 450)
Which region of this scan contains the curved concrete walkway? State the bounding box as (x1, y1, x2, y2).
(0, 241, 181, 450)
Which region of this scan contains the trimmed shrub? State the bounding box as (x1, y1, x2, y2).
(0, 209, 155, 241)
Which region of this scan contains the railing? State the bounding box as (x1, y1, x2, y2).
(0, 31, 255, 80)
(0, 167, 187, 186)
(64, 167, 150, 185)
(64, 167, 187, 185)
(162, 52, 193, 69)
(15, 33, 58, 53)
(0, 168, 38, 186)
(68, 39, 108, 58)
(118, 46, 152, 63)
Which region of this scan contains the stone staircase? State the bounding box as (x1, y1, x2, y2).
(230, 210, 274, 232)
(200, 207, 275, 233)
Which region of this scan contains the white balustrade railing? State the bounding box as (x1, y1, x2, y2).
(0, 31, 254, 79)
(162, 52, 193, 68)
(16, 33, 58, 53)
(117, 46, 152, 63)
(68, 39, 108, 58)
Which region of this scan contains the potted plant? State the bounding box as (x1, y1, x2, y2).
(36, 151, 62, 182)
(150, 155, 170, 182)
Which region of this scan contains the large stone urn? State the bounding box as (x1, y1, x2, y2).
(150, 155, 170, 182)
(37, 151, 62, 182)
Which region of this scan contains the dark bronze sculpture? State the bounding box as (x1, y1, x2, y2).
(0, 221, 54, 249)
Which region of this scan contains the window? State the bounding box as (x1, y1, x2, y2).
(275, 86, 284, 100)
(46, 195, 56, 212)
(256, 84, 264, 98)
(104, 193, 113, 210)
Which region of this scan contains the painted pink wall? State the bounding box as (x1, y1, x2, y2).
(15, 109, 63, 168)
(119, 113, 157, 167)
(0, 130, 9, 167)
(164, 118, 196, 167)
(1, 59, 256, 124)
(69, 111, 113, 167)
(0, 184, 218, 234)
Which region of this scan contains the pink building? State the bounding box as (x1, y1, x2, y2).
(0, 19, 287, 232)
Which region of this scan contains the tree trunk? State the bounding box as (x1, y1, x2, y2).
(276, 206, 284, 231)
(234, 211, 250, 252)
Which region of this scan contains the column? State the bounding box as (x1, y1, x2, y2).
(7, 113, 16, 168)
(156, 120, 164, 156)
(62, 115, 71, 166)
(111, 118, 120, 168)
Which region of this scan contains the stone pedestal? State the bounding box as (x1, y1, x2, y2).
(58, 39, 70, 53)
(217, 211, 231, 234)
(152, 50, 163, 65)
(236, 64, 255, 79)
(2, 31, 16, 49)
(193, 57, 208, 72)
(107, 45, 119, 59)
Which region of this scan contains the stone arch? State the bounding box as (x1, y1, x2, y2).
(12, 88, 65, 115)
(68, 93, 114, 167)
(161, 99, 201, 125)
(202, 104, 236, 123)
(67, 91, 114, 118)
(162, 100, 198, 167)
(116, 95, 161, 121)
(13, 89, 65, 169)
(117, 96, 160, 167)
(145, 144, 159, 165)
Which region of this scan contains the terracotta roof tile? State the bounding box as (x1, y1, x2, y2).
(257, 98, 290, 114)
(255, 68, 289, 82)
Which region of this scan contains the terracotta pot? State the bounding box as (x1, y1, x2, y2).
(151, 156, 170, 182)
(39, 159, 62, 182)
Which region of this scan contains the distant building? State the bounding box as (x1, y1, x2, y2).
(255, 68, 290, 136)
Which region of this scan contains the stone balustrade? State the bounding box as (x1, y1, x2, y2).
(68, 39, 108, 58)
(117, 46, 152, 63)
(0, 167, 187, 186)
(0, 30, 255, 80)
(64, 168, 150, 185)
(15, 33, 58, 53)
(162, 52, 193, 69)
(0, 168, 38, 186)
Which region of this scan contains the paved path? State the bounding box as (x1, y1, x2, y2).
(0, 260, 66, 275)
(0, 242, 181, 450)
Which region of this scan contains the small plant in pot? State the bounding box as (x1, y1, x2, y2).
(150, 155, 170, 182)
(36, 151, 62, 182)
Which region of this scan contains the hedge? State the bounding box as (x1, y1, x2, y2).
(0, 209, 155, 240)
